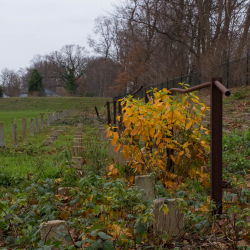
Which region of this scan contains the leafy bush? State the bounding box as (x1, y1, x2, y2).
(108, 84, 210, 179)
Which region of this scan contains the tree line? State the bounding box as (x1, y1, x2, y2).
(1, 0, 250, 97)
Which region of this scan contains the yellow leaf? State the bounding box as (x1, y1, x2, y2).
(183, 142, 189, 148)
(112, 132, 119, 146)
(130, 176, 134, 183)
(170, 155, 175, 162)
(114, 143, 121, 152)
(112, 168, 118, 175)
(109, 164, 114, 171)
(131, 128, 139, 136)
(150, 127, 155, 137)
(186, 121, 193, 130)
(117, 116, 121, 122)
(179, 151, 184, 156)
(191, 98, 199, 103)
(160, 204, 169, 215)
(165, 180, 173, 188)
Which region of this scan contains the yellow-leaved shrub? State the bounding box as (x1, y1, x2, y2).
(107, 85, 210, 181)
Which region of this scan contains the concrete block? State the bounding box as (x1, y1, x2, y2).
(40, 220, 72, 245)
(94, 119, 99, 126)
(12, 121, 17, 148)
(36, 118, 39, 133)
(72, 146, 83, 157)
(58, 187, 73, 196)
(40, 113, 44, 129)
(118, 150, 128, 166)
(47, 113, 50, 126)
(135, 175, 156, 201)
(22, 118, 27, 143)
(153, 198, 184, 236)
(74, 138, 83, 143)
(30, 118, 34, 137)
(0, 121, 4, 148)
(73, 142, 82, 147)
(72, 157, 83, 169)
(46, 137, 56, 143)
(98, 127, 107, 141)
(74, 136, 83, 140)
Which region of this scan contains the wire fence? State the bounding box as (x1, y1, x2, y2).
(114, 52, 250, 100)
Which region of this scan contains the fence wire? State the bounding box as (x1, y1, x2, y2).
(114, 53, 250, 101)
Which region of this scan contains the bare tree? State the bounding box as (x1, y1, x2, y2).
(0, 68, 22, 97)
(46, 45, 89, 94)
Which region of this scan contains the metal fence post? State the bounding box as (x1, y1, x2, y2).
(113, 101, 117, 132)
(227, 59, 229, 88)
(247, 49, 249, 86)
(211, 77, 223, 215)
(118, 101, 122, 132)
(95, 106, 99, 117)
(107, 102, 111, 125)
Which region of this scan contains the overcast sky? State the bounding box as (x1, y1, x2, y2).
(0, 0, 114, 71)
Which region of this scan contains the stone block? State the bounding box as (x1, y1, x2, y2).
(40, 220, 72, 245)
(0, 121, 4, 147)
(135, 175, 156, 201)
(73, 142, 82, 147)
(74, 138, 83, 143)
(30, 118, 34, 137)
(72, 146, 83, 157)
(36, 118, 39, 133)
(46, 137, 56, 143)
(12, 121, 17, 148)
(22, 118, 27, 143)
(94, 119, 99, 126)
(40, 114, 44, 130)
(153, 198, 184, 236)
(98, 127, 107, 141)
(118, 149, 129, 166)
(72, 157, 83, 169)
(58, 187, 73, 196)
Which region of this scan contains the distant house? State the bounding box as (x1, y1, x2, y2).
(18, 89, 59, 97)
(3, 94, 9, 98)
(45, 88, 59, 97)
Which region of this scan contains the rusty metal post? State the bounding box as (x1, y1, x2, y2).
(95, 106, 99, 117)
(113, 101, 117, 132)
(118, 101, 122, 132)
(145, 92, 148, 103)
(211, 77, 223, 215)
(107, 102, 111, 125)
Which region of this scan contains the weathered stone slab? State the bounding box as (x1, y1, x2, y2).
(98, 127, 107, 141)
(12, 121, 17, 148)
(153, 198, 184, 236)
(30, 118, 34, 137)
(40, 220, 72, 245)
(58, 187, 73, 196)
(40, 113, 44, 129)
(72, 157, 83, 169)
(135, 175, 156, 201)
(0, 122, 4, 147)
(22, 118, 27, 143)
(72, 146, 83, 157)
(36, 118, 39, 133)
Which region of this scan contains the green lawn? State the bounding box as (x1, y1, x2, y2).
(0, 97, 110, 146)
(0, 96, 111, 112)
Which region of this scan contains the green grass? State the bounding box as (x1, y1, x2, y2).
(0, 117, 78, 185)
(0, 96, 111, 112)
(0, 97, 111, 145)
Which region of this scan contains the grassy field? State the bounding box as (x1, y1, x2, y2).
(0, 96, 111, 112)
(0, 97, 110, 146)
